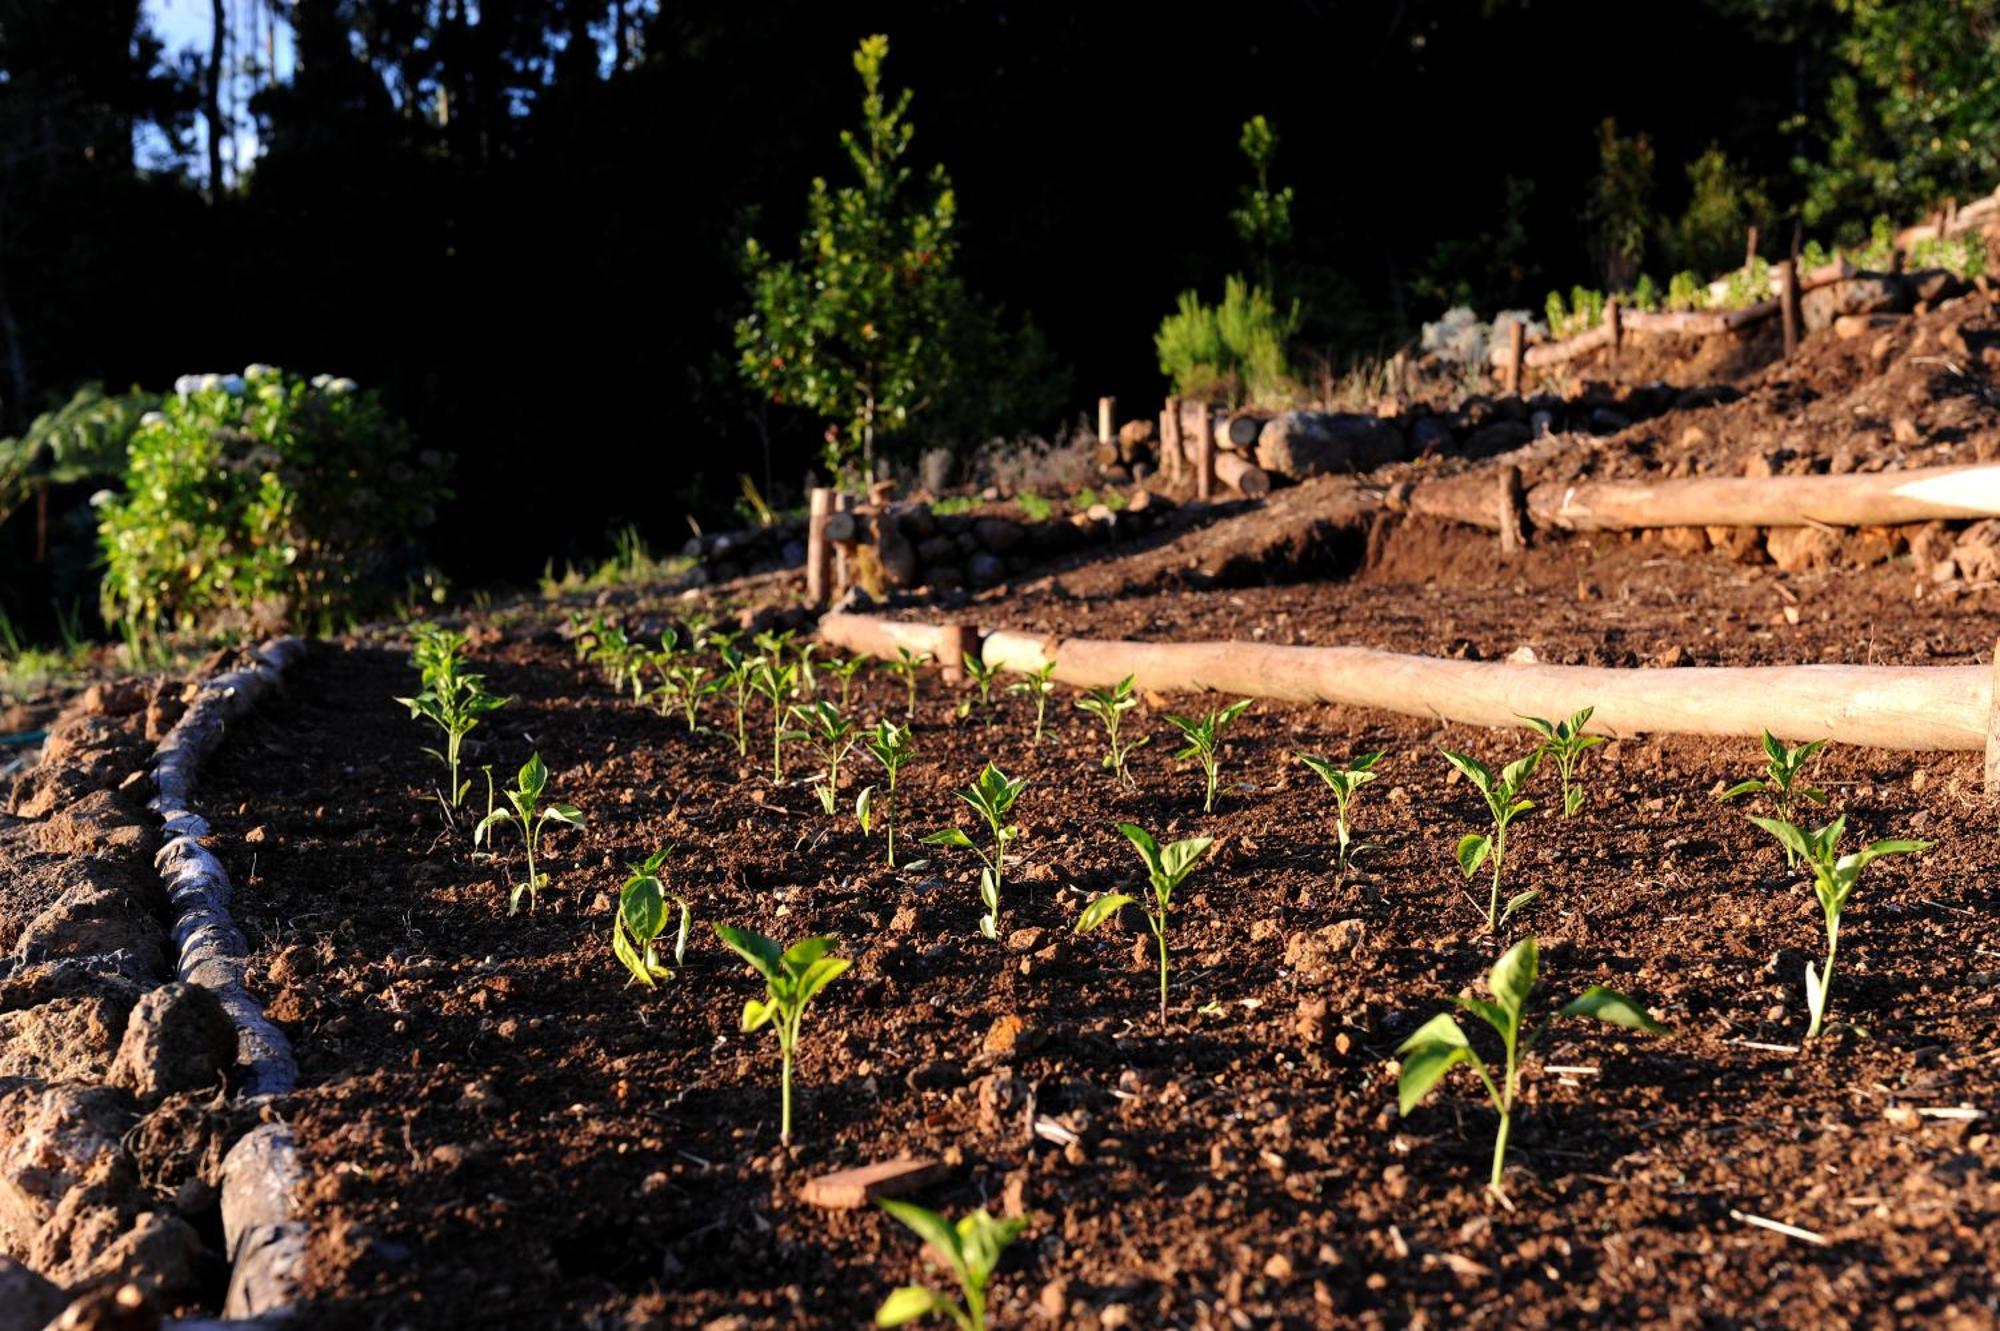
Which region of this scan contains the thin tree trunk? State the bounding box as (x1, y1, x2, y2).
(207, 0, 227, 197)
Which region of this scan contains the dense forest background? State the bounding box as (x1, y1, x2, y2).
(4, 0, 1997, 605)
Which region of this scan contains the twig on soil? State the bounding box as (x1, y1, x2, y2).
(1729, 1209, 1829, 1246)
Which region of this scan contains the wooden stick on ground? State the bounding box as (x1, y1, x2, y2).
(1987, 636, 2000, 795)
(1498, 465, 1529, 554)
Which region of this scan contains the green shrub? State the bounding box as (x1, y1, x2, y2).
(1155, 275, 1299, 406)
(97, 366, 447, 636)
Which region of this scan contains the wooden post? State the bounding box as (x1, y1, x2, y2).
(1604, 299, 1622, 366)
(1192, 405, 1216, 502)
(1161, 396, 1183, 484)
(869, 479, 896, 507)
(1505, 320, 1525, 396)
(1498, 465, 1528, 554)
(940, 624, 976, 684)
(1778, 258, 1800, 359)
(1987, 637, 2000, 794)
(805, 487, 834, 608)
(1745, 225, 1759, 267)
(832, 491, 855, 599)
(1097, 396, 1116, 450)
(1945, 197, 1959, 233)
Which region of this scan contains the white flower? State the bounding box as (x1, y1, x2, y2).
(199, 373, 222, 393)
(219, 374, 247, 395)
(326, 377, 357, 395)
(139, 411, 165, 426)
(310, 373, 333, 389)
(243, 363, 278, 379)
(174, 374, 200, 398)
(88, 489, 115, 509)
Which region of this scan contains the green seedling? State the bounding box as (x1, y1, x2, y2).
(1077, 674, 1150, 786)
(922, 764, 1027, 939)
(882, 647, 930, 718)
(1076, 823, 1215, 1025)
(473, 753, 586, 915)
(663, 661, 720, 731)
(874, 1200, 1027, 1330)
(1442, 747, 1543, 933)
(1396, 935, 1663, 1191)
(953, 653, 1001, 727)
(860, 719, 915, 866)
(1296, 750, 1385, 869)
(1720, 731, 1829, 865)
(1520, 706, 1605, 817)
(713, 925, 849, 1145)
(794, 699, 859, 815)
(826, 654, 871, 709)
(751, 657, 808, 781)
(1748, 814, 1927, 1040)
(612, 847, 691, 988)
(1005, 660, 1058, 743)
(394, 626, 510, 813)
(1165, 699, 1252, 812)
(720, 647, 759, 757)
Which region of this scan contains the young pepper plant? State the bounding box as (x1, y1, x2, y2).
(713, 926, 850, 1145)
(719, 647, 759, 757)
(1076, 823, 1214, 1025)
(750, 656, 806, 781)
(1164, 699, 1252, 812)
(1005, 660, 1059, 743)
(1720, 731, 1829, 865)
(794, 699, 859, 815)
(922, 764, 1027, 939)
(1442, 747, 1542, 932)
(1296, 750, 1385, 870)
(826, 654, 871, 710)
(1397, 935, 1663, 1191)
(859, 719, 915, 866)
(881, 648, 929, 719)
(1520, 706, 1604, 817)
(394, 626, 509, 815)
(1077, 674, 1149, 787)
(473, 753, 586, 915)
(612, 847, 691, 988)
(1749, 814, 1927, 1040)
(874, 1200, 1027, 1331)
(954, 652, 1001, 727)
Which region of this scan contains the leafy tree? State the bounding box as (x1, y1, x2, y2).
(1790, 0, 2000, 233)
(1230, 115, 1294, 294)
(1660, 146, 1771, 275)
(1584, 119, 1655, 291)
(1154, 276, 1299, 405)
(735, 34, 967, 480)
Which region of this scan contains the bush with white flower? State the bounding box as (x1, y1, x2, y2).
(98, 365, 449, 635)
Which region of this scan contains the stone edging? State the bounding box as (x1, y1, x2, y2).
(148, 636, 309, 1321)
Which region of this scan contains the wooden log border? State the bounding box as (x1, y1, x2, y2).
(148, 636, 309, 1321)
(816, 614, 1998, 776)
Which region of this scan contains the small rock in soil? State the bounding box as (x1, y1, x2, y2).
(905, 1059, 964, 1091)
(107, 983, 234, 1103)
(982, 1014, 1043, 1058)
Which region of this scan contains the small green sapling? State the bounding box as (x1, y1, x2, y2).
(1005, 660, 1059, 743)
(826, 654, 871, 709)
(1077, 674, 1149, 786)
(1520, 706, 1604, 817)
(954, 652, 1001, 727)
(1075, 823, 1214, 1025)
(922, 764, 1027, 939)
(1296, 750, 1385, 869)
(612, 847, 691, 987)
(874, 1200, 1027, 1330)
(1720, 731, 1829, 865)
(860, 719, 915, 866)
(750, 656, 806, 781)
(713, 925, 849, 1144)
(1396, 935, 1663, 1190)
(794, 699, 859, 815)
(1164, 699, 1252, 812)
(473, 753, 586, 914)
(1442, 747, 1542, 932)
(882, 648, 929, 718)
(1748, 813, 1927, 1040)
(720, 647, 758, 757)
(394, 625, 510, 813)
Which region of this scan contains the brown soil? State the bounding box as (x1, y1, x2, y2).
(192, 555, 2000, 1327)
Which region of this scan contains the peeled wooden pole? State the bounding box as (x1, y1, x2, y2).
(1413, 462, 2000, 532)
(1505, 320, 1525, 394)
(974, 627, 1988, 753)
(1097, 396, 1115, 449)
(1192, 407, 1216, 501)
(817, 612, 960, 665)
(1161, 396, 1183, 484)
(1779, 257, 1800, 358)
(805, 488, 834, 608)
